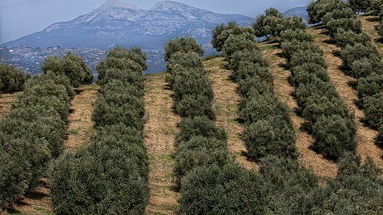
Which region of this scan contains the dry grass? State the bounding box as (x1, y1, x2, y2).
(359, 15, 383, 53)
(2, 85, 99, 215)
(309, 27, 383, 170)
(0, 92, 20, 118)
(144, 73, 179, 215)
(204, 57, 259, 172)
(260, 41, 338, 180)
(64, 85, 99, 152)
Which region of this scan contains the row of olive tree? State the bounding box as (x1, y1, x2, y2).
(50, 47, 149, 215)
(0, 70, 74, 208)
(165, 38, 264, 214)
(210, 21, 375, 215)
(213, 22, 298, 160)
(0, 64, 29, 93)
(309, 0, 383, 147)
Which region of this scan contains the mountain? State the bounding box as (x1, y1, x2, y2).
(283, 7, 309, 24)
(2, 0, 254, 74)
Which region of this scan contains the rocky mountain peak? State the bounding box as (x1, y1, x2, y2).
(99, 0, 138, 10)
(151, 1, 200, 12)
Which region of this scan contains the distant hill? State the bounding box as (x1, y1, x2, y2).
(1, 0, 254, 73)
(283, 7, 309, 24)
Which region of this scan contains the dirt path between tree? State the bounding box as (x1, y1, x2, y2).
(260, 41, 338, 179)
(205, 57, 259, 172)
(309, 27, 383, 170)
(359, 15, 383, 54)
(0, 92, 20, 118)
(2, 85, 99, 215)
(144, 73, 179, 215)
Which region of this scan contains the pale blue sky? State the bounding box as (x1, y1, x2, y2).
(0, 0, 311, 43)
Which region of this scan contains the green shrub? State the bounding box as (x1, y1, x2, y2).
(258, 156, 319, 215)
(165, 37, 204, 61)
(281, 41, 322, 60)
(239, 92, 290, 125)
(176, 116, 227, 144)
(280, 29, 314, 43)
(326, 18, 362, 36)
(363, 92, 383, 128)
(290, 63, 330, 85)
(334, 29, 371, 48)
(312, 114, 357, 160)
(243, 119, 297, 160)
(51, 137, 149, 215)
(175, 94, 216, 120)
(252, 8, 284, 37)
(179, 163, 263, 215)
(349, 0, 371, 13)
(42, 53, 92, 87)
(228, 49, 267, 72)
(295, 77, 338, 107)
(172, 69, 213, 102)
(289, 51, 327, 68)
(174, 136, 230, 180)
(315, 154, 383, 214)
(100, 80, 143, 99)
(349, 58, 383, 78)
(307, 0, 347, 24)
(302, 95, 349, 124)
(222, 34, 257, 57)
(233, 62, 273, 83)
(168, 52, 204, 71)
(340, 43, 381, 71)
(107, 46, 147, 71)
(0, 64, 29, 93)
(238, 78, 274, 98)
(357, 72, 383, 100)
(322, 7, 356, 25)
(212, 23, 255, 52)
(97, 58, 143, 82)
(97, 68, 143, 89)
(0, 150, 30, 208)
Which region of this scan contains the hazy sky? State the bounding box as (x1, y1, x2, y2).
(0, 0, 311, 43)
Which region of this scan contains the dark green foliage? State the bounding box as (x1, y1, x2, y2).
(340, 43, 381, 71)
(176, 116, 227, 144)
(314, 154, 383, 214)
(179, 163, 263, 215)
(363, 92, 383, 128)
(252, 8, 284, 37)
(312, 115, 357, 159)
(175, 94, 216, 120)
(290, 63, 330, 85)
(211, 22, 255, 52)
(232, 62, 273, 84)
(222, 34, 257, 57)
(0, 72, 72, 208)
(289, 51, 327, 68)
(307, 0, 347, 24)
(0, 64, 29, 93)
(243, 119, 297, 160)
(51, 47, 148, 214)
(349, 0, 371, 13)
(42, 53, 93, 87)
(280, 29, 314, 43)
(165, 37, 204, 61)
(326, 18, 362, 36)
(228, 49, 267, 72)
(357, 72, 383, 100)
(334, 29, 371, 48)
(258, 156, 319, 214)
(174, 136, 230, 180)
(168, 52, 204, 71)
(281, 41, 322, 60)
(322, 7, 356, 25)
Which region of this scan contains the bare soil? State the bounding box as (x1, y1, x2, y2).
(144, 73, 180, 215)
(0, 92, 20, 118)
(259, 42, 338, 179)
(309, 27, 383, 170)
(1, 85, 99, 215)
(205, 57, 259, 172)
